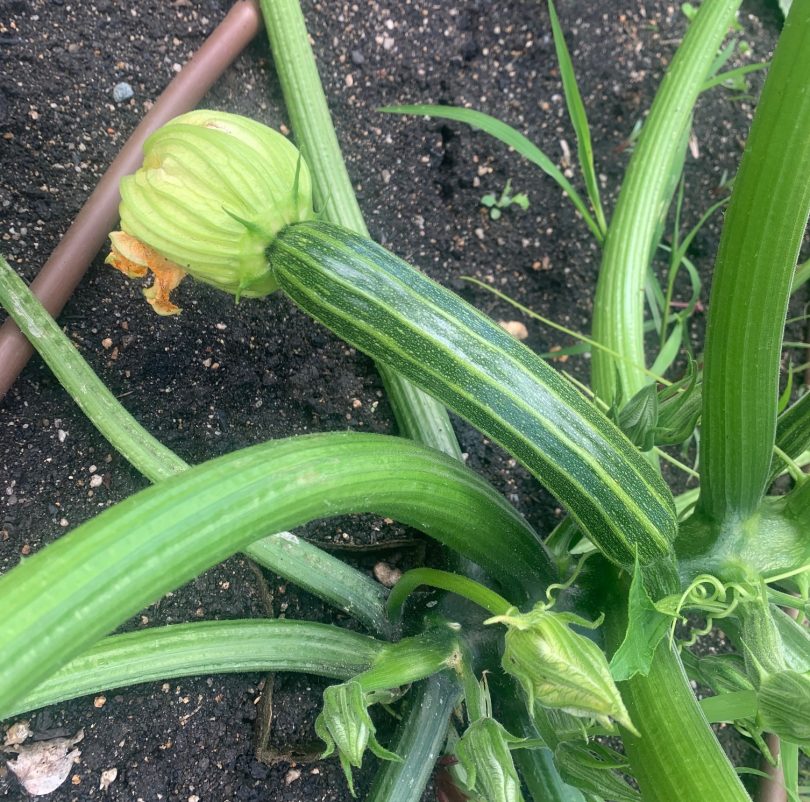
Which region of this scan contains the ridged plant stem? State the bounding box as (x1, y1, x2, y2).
(0, 255, 391, 636)
(0, 432, 542, 713)
(698, 3, 810, 524)
(260, 0, 461, 458)
(591, 0, 741, 404)
(604, 584, 751, 802)
(3, 620, 382, 721)
(366, 671, 462, 802)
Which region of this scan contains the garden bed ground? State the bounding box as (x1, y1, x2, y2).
(0, 1, 784, 800)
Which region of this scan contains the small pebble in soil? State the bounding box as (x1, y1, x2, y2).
(373, 561, 402, 588)
(498, 320, 529, 340)
(4, 720, 32, 748)
(112, 82, 134, 103)
(99, 768, 117, 790)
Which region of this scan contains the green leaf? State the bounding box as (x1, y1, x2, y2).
(381, 104, 603, 242)
(609, 559, 672, 681)
(512, 193, 530, 210)
(780, 0, 793, 18)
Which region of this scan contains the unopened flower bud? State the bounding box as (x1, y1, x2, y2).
(106, 110, 314, 314)
(489, 606, 638, 735)
(314, 680, 400, 796)
(455, 718, 526, 802)
(757, 669, 810, 749)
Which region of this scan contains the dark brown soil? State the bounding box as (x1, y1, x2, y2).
(0, 1, 784, 800)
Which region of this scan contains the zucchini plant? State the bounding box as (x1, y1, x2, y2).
(1, 2, 809, 801)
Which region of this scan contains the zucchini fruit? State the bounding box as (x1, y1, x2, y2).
(268, 221, 677, 570)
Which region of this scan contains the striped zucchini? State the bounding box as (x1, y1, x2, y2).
(268, 221, 677, 569)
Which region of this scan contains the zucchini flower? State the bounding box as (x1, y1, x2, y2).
(314, 680, 401, 796)
(106, 110, 314, 314)
(488, 605, 639, 735)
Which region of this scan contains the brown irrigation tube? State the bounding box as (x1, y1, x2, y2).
(0, 0, 262, 401)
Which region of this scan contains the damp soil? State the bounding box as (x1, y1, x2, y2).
(0, 1, 790, 800)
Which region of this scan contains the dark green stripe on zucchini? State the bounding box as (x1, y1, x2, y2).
(268, 220, 677, 568)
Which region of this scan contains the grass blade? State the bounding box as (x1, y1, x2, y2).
(790, 256, 810, 294)
(771, 392, 810, 483)
(547, 0, 607, 235)
(701, 61, 770, 93)
(382, 104, 603, 242)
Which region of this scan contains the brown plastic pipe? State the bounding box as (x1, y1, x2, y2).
(0, 0, 262, 401)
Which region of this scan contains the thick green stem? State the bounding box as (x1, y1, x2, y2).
(260, 0, 460, 457)
(591, 0, 741, 403)
(2, 620, 382, 721)
(604, 587, 750, 802)
(699, 4, 810, 523)
(366, 671, 461, 802)
(0, 256, 186, 481)
(245, 534, 391, 637)
(0, 432, 544, 713)
(0, 256, 391, 636)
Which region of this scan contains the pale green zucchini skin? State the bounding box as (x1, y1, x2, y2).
(268, 221, 677, 569)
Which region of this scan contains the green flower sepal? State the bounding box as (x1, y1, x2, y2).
(314, 679, 401, 796)
(487, 605, 639, 736)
